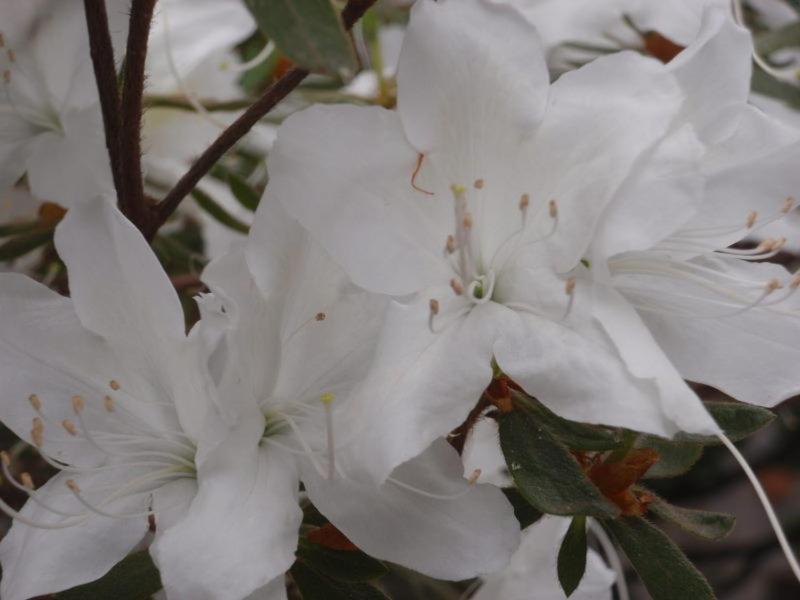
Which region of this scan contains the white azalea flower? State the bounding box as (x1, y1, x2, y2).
(0, 0, 129, 207)
(588, 8, 800, 410)
(269, 0, 719, 484)
(0, 197, 225, 599)
(473, 516, 616, 600)
(152, 197, 521, 599)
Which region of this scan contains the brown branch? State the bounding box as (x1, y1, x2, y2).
(119, 0, 157, 228)
(146, 0, 379, 240)
(83, 0, 123, 197)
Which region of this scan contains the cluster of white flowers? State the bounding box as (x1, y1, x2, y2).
(1, 0, 799, 599)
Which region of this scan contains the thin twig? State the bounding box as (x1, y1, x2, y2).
(83, 0, 123, 196)
(119, 0, 157, 227)
(147, 0, 379, 240)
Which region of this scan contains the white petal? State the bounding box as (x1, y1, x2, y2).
(339, 298, 512, 484)
(590, 283, 718, 435)
(152, 425, 302, 600)
(270, 104, 448, 295)
(397, 0, 549, 155)
(624, 256, 800, 407)
(474, 516, 615, 600)
(0, 471, 149, 600)
(304, 439, 520, 580)
(461, 417, 512, 488)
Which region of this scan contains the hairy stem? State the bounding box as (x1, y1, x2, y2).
(119, 0, 158, 228)
(146, 0, 379, 240)
(83, 0, 123, 196)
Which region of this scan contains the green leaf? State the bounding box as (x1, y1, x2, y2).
(518, 394, 621, 451)
(502, 487, 544, 529)
(752, 64, 800, 110)
(227, 172, 261, 211)
(638, 435, 703, 479)
(602, 517, 715, 600)
(686, 401, 775, 445)
(191, 189, 250, 234)
(291, 561, 389, 600)
(244, 0, 357, 78)
(647, 493, 735, 541)
(756, 21, 800, 57)
(498, 411, 619, 518)
(56, 552, 162, 600)
(0, 220, 41, 238)
(297, 539, 389, 582)
(0, 228, 53, 261)
(557, 516, 587, 597)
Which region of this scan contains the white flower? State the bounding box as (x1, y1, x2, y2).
(0, 198, 222, 599)
(587, 8, 800, 410)
(268, 0, 719, 484)
(151, 197, 521, 599)
(0, 1, 128, 207)
(473, 516, 616, 600)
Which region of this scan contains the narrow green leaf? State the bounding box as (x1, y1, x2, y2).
(752, 64, 800, 110)
(0, 220, 41, 238)
(686, 401, 775, 445)
(56, 552, 162, 600)
(244, 0, 357, 78)
(291, 561, 389, 600)
(0, 228, 53, 261)
(227, 172, 261, 211)
(498, 411, 619, 517)
(647, 493, 735, 541)
(557, 516, 588, 597)
(602, 517, 715, 600)
(502, 487, 544, 529)
(518, 394, 621, 451)
(297, 539, 389, 582)
(756, 21, 800, 56)
(191, 189, 250, 234)
(638, 435, 704, 479)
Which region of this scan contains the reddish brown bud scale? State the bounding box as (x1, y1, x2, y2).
(306, 523, 359, 551)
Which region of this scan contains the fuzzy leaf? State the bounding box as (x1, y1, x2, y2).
(502, 487, 544, 529)
(244, 0, 357, 78)
(647, 493, 735, 541)
(227, 172, 261, 212)
(291, 561, 389, 600)
(602, 517, 715, 600)
(56, 552, 162, 600)
(519, 394, 621, 451)
(297, 540, 388, 582)
(687, 401, 775, 445)
(638, 435, 703, 479)
(191, 189, 250, 234)
(557, 516, 588, 597)
(0, 228, 53, 261)
(499, 411, 619, 517)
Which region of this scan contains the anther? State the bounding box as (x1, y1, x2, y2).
(450, 183, 466, 196)
(565, 277, 577, 296)
(411, 153, 434, 196)
(790, 273, 800, 289)
(71, 395, 85, 414)
(103, 395, 115, 412)
(450, 278, 464, 295)
(62, 419, 78, 436)
(519, 194, 530, 212)
(28, 394, 42, 412)
(109, 380, 121, 391)
(429, 299, 440, 333)
(766, 278, 783, 294)
(474, 179, 484, 190)
(7, 49, 15, 63)
(467, 469, 481, 485)
(65, 479, 80, 493)
(445, 235, 456, 254)
(462, 212, 473, 230)
(549, 199, 559, 219)
(20, 473, 33, 489)
(31, 417, 44, 447)
(746, 211, 758, 228)
(320, 392, 336, 405)
(315, 312, 326, 322)
(0, 451, 10, 468)
(783, 197, 795, 214)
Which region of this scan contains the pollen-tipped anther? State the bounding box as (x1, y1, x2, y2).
(0, 451, 10, 468)
(462, 212, 473, 230)
(467, 469, 481, 485)
(28, 394, 42, 412)
(783, 197, 795, 214)
(320, 392, 336, 406)
(790, 272, 800, 289)
(428, 299, 440, 333)
(450, 278, 464, 295)
(65, 479, 80, 493)
(519, 194, 530, 212)
(71, 395, 85, 414)
(20, 473, 33, 489)
(746, 211, 758, 229)
(103, 395, 115, 412)
(31, 417, 44, 447)
(315, 312, 326, 322)
(474, 179, 484, 190)
(62, 419, 78, 436)
(450, 183, 466, 196)
(565, 277, 577, 296)
(549, 199, 559, 219)
(109, 380, 121, 391)
(766, 278, 783, 294)
(445, 235, 456, 254)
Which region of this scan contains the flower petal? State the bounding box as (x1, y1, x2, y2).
(0, 471, 149, 600)
(304, 439, 520, 581)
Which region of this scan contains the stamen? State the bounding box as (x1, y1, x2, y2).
(467, 468, 481, 485)
(31, 417, 44, 447)
(549, 199, 558, 220)
(450, 278, 464, 296)
(320, 393, 336, 481)
(451, 184, 475, 283)
(0, 494, 85, 529)
(66, 479, 154, 520)
(62, 419, 78, 436)
(387, 476, 472, 501)
(109, 380, 121, 391)
(474, 179, 484, 190)
(315, 312, 326, 322)
(428, 299, 440, 333)
(562, 277, 577, 320)
(20, 472, 33, 489)
(28, 394, 42, 412)
(104, 395, 115, 412)
(746, 211, 757, 229)
(783, 196, 795, 214)
(519, 193, 530, 226)
(445, 235, 456, 254)
(6, 49, 14, 63)
(71, 395, 85, 414)
(411, 153, 434, 196)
